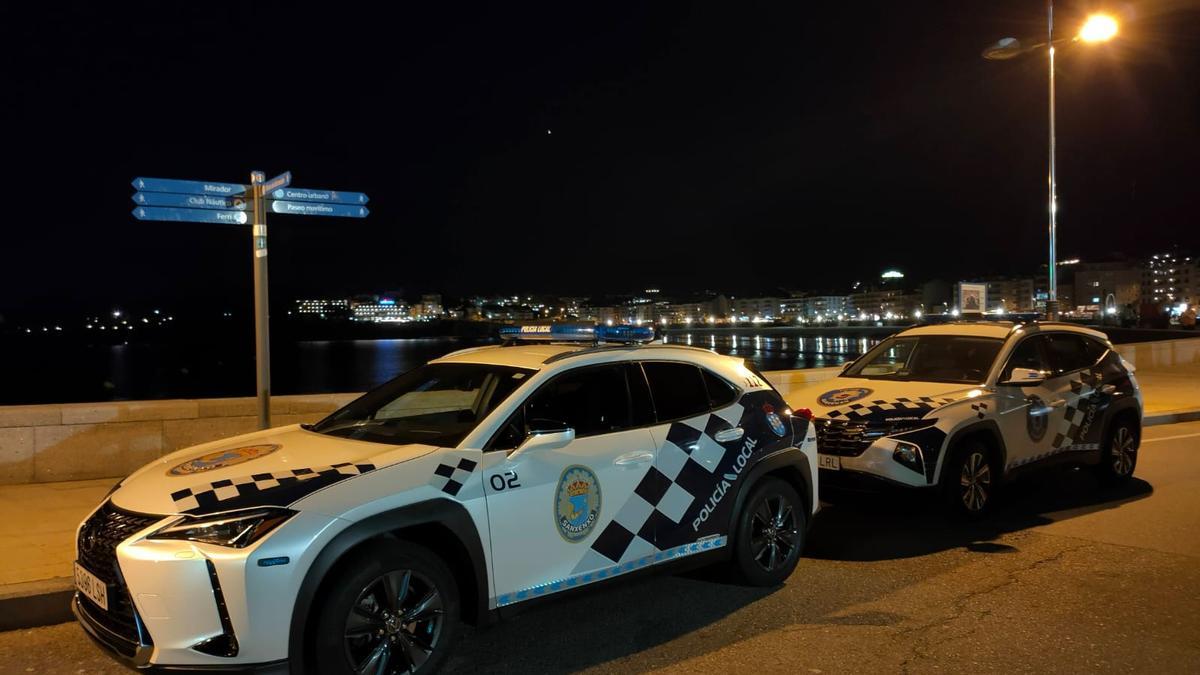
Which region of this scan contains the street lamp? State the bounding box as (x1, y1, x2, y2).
(983, 5, 1118, 320)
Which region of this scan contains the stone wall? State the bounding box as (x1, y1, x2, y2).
(0, 394, 356, 485)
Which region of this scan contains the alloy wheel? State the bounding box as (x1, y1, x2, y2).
(959, 451, 992, 512)
(343, 569, 444, 675)
(750, 493, 799, 572)
(1111, 426, 1136, 476)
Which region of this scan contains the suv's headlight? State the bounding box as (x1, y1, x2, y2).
(863, 418, 938, 439)
(149, 508, 296, 548)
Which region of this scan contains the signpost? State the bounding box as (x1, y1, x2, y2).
(130, 172, 369, 429)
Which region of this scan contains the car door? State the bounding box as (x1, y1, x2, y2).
(481, 363, 658, 606)
(636, 361, 755, 551)
(994, 334, 1060, 472)
(1040, 332, 1106, 456)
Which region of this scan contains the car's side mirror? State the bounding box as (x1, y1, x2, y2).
(510, 419, 575, 458)
(1000, 367, 1046, 387)
(840, 360, 855, 374)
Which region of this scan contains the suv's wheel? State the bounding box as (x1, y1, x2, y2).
(942, 441, 998, 520)
(313, 541, 461, 675)
(1095, 417, 1138, 485)
(731, 477, 806, 586)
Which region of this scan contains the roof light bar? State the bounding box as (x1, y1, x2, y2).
(498, 323, 655, 344)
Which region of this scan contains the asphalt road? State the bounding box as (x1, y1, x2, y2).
(4, 421, 1198, 674)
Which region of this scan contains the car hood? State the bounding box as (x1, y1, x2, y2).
(109, 425, 436, 516)
(788, 377, 985, 422)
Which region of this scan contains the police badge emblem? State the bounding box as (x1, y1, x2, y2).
(555, 465, 602, 543)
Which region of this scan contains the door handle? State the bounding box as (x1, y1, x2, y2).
(614, 451, 654, 467)
(713, 427, 745, 443)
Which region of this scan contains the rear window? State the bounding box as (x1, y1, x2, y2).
(1043, 333, 1098, 375)
(642, 362, 711, 421)
(702, 369, 739, 408)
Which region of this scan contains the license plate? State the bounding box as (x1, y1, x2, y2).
(817, 454, 841, 470)
(74, 562, 108, 611)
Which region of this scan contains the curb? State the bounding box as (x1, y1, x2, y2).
(1144, 408, 1200, 427)
(0, 577, 73, 632)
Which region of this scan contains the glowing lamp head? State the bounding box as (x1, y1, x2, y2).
(1079, 14, 1118, 43)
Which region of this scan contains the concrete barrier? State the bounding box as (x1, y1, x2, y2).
(0, 394, 357, 485)
(1114, 337, 1200, 370)
(0, 337, 1196, 485)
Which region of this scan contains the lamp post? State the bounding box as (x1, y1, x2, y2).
(983, 6, 1118, 320)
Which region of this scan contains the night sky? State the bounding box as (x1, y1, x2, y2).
(2, 1, 1198, 313)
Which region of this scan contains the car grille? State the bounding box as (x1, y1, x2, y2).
(76, 501, 164, 653)
(815, 419, 875, 457)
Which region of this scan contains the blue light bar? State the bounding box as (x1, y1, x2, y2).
(498, 323, 654, 344)
(596, 325, 655, 343)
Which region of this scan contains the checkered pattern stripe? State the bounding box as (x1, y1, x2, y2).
(825, 396, 956, 421)
(583, 404, 743, 567)
(170, 462, 376, 512)
(1051, 371, 1100, 449)
(432, 457, 478, 497)
(969, 401, 989, 419)
(498, 536, 726, 607)
(1009, 443, 1099, 470)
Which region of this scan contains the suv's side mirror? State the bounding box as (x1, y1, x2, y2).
(1001, 367, 1046, 387)
(510, 419, 575, 458)
(840, 360, 855, 374)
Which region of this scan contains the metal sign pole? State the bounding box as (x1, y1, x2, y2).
(250, 170, 271, 429)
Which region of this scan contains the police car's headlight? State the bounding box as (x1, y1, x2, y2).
(149, 508, 296, 548)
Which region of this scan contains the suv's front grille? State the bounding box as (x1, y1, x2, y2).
(815, 419, 874, 457)
(76, 501, 163, 652)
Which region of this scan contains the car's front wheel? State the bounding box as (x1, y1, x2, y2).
(312, 541, 461, 675)
(942, 441, 998, 520)
(731, 477, 806, 586)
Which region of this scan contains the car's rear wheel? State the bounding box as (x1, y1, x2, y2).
(312, 541, 461, 675)
(731, 477, 806, 586)
(942, 441, 998, 520)
(1094, 417, 1138, 485)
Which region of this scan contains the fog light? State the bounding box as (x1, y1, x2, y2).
(893, 441, 924, 474)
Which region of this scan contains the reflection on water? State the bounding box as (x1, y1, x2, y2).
(662, 332, 881, 371)
(1, 330, 886, 405)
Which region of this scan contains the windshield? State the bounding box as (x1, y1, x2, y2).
(311, 363, 535, 446)
(843, 335, 1003, 384)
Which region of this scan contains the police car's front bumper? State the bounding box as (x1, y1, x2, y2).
(74, 504, 344, 671)
(818, 436, 933, 490)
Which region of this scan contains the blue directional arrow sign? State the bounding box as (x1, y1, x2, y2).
(132, 177, 248, 196)
(132, 192, 249, 210)
(269, 200, 369, 218)
(132, 206, 248, 225)
(267, 186, 369, 205)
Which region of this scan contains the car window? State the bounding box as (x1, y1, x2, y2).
(1083, 337, 1110, 363)
(1001, 336, 1048, 382)
(844, 335, 1003, 384)
(642, 361, 710, 421)
(1043, 333, 1098, 375)
(702, 368, 739, 408)
(523, 365, 631, 439)
(626, 363, 657, 427)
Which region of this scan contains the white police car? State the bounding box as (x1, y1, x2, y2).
(788, 322, 1142, 518)
(73, 324, 819, 674)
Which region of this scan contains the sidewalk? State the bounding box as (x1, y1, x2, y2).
(2, 377, 1197, 631)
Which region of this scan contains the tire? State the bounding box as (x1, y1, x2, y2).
(1094, 416, 1139, 485)
(312, 540, 462, 675)
(941, 441, 998, 521)
(730, 477, 807, 586)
